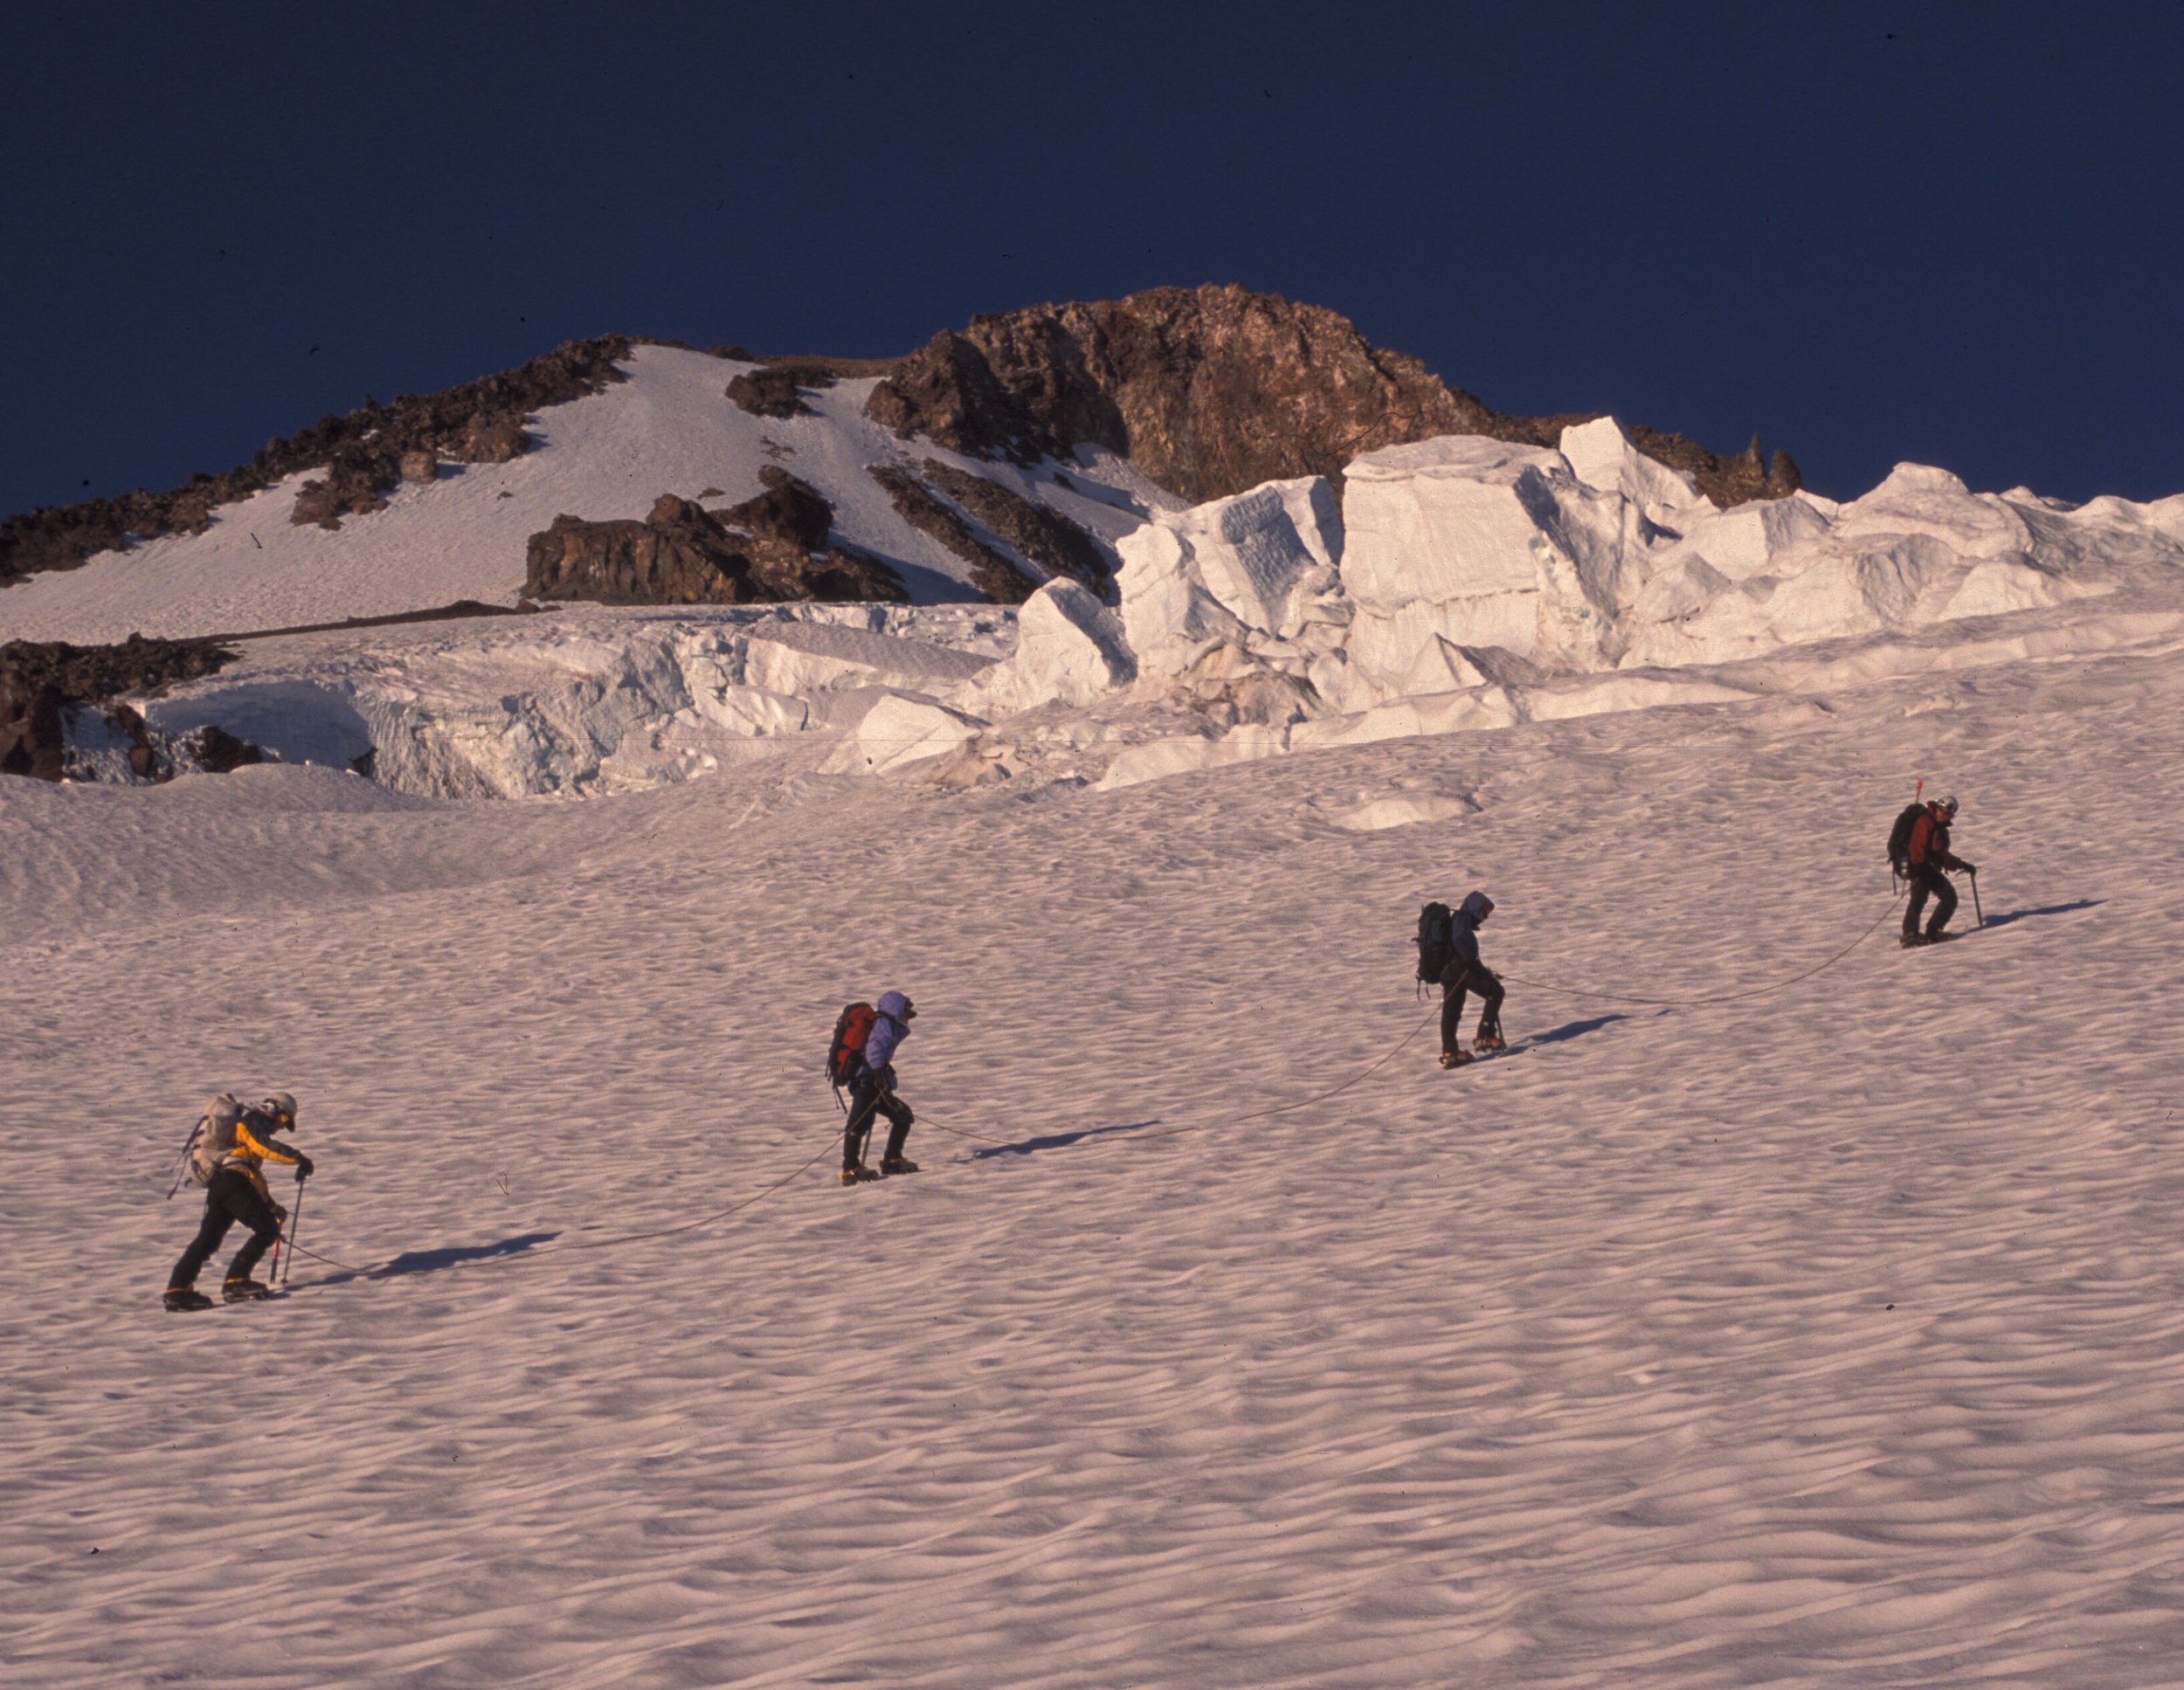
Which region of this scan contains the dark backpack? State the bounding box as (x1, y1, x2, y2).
(827, 1002, 878, 1086)
(1886, 803, 1925, 870)
(1416, 901, 1454, 983)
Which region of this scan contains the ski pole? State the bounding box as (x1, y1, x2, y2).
(1969, 869, 1983, 928)
(282, 1176, 306, 1286)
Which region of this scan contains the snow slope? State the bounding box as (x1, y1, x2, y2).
(5, 620, 2184, 1685)
(0, 346, 1166, 644)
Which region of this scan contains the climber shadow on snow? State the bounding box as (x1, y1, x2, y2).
(1973, 898, 2105, 932)
(316, 1231, 560, 1284)
(971, 1120, 1162, 1160)
(1526, 1013, 1631, 1045)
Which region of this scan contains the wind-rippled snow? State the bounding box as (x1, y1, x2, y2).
(5, 632, 2183, 1686)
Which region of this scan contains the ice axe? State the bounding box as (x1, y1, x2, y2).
(162, 1116, 206, 1200)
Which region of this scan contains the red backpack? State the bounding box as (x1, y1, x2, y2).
(827, 1002, 878, 1088)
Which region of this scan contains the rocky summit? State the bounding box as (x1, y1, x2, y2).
(864, 285, 1800, 508)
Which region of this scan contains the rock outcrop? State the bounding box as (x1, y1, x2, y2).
(866, 284, 1800, 510)
(868, 466, 1038, 604)
(917, 461, 1110, 591)
(726, 362, 830, 418)
(523, 471, 907, 606)
(866, 286, 1475, 502)
(287, 338, 632, 530)
(1, 634, 237, 781)
(724, 355, 898, 419)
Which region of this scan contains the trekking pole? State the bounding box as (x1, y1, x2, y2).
(1969, 869, 1983, 928)
(282, 1176, 306, 1286)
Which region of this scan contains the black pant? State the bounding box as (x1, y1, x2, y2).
(1441, 962, 1505, 1052)
(170, 1166, 282, 1288)
(843, 1075, 914, 1169)
(1904, 866, 1958, 938)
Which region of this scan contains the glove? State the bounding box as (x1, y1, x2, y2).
(293, 1153, 315, 1180)
(1960, 862, 1977, 875)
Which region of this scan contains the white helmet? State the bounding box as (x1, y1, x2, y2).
(261, 1091, 298, 1128)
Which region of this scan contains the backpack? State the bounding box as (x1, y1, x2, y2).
(183, 1093, 248, 1189)
(1886, 803, 1925, 870)
(826, 1003, 878, 1087)
(1416, 902, 1454, 984)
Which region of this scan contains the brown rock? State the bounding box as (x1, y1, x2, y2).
(291, 456, 392, 528)
(866, 286, 1489, 503)
(731, 466, 836, 554)
(727, 366, 818, 418)
(723, 356, 885, 418)
(0, 671, 63, 780)
(868, 466, 1037, 604)
(523, 475, 905, 606)
(186, 723, 266, 774)
(460, 414, 529, 463)
(867, 285, 1806, 511)
(1, 634, 237, 783)
(398, 450, 438, 484)
(919, 460, 1109, 590)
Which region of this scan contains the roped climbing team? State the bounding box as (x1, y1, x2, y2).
(161, 792, 1979, 1307)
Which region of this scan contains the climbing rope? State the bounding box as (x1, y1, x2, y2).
(263, 885, 1911, 1286)
(277, 1128, 849, 1281)
(1496, 886, 1906, 1008)
(916, 997, 1446, 1147)
(916, 886, 1909, 1148)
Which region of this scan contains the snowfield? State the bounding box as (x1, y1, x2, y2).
(10, 354, 2184, 1683)
(5, 624, 2184, 1686)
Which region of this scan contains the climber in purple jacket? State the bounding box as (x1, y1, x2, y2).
(842, 990, 918, 1183)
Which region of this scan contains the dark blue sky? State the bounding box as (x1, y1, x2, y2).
(5, 2, 2180, 518)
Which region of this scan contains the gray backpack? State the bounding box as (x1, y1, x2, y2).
(183, 1094, 250, 1188)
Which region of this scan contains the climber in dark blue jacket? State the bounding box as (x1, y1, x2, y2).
(1439, 892, 1505, 1067)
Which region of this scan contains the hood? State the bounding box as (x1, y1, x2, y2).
(876, 990, 913, 1022)
(1457, 891, 1494, 925)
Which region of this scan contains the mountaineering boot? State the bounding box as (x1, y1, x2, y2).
(1439, 1049, 1475, 1069)
(1474, 1028, 1507, 1053)
(880, 1155, 920, 1176)
(1899, 931, 1927, 948)
(163, 1286, 214, 1313)
(841, 1164, 881, 1185)
(1924, 929, 1960, 944)
(222, 1278, 273, 1302)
